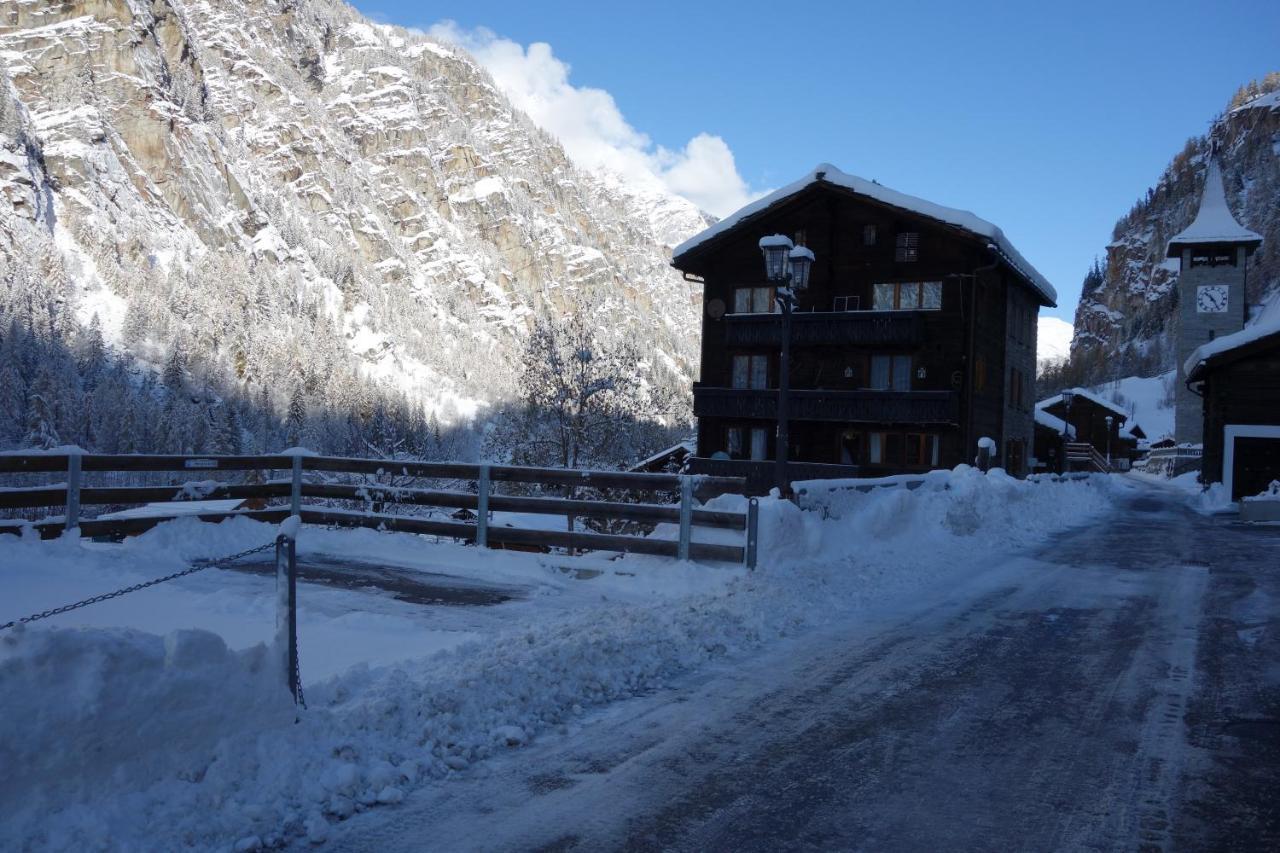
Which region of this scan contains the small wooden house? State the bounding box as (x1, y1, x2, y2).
(1034, 388, 1129, 472)
(1185, 321, 1280, 500)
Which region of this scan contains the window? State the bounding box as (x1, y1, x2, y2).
(839, 430, 861, 465)
(833, 295, 860, 312)
(905, 434, 940, 467)
(794, 229, 808, 247)
(868, 432, 939, 467)
(863, 224, 877, 246)
(895, 231, 919, 262)
(1010, 367, 1024, 409)
(974, 356, 987, 393)
(872, 281, 942, 310)
(1191, 251, 1235, 268)
(731, 354, 769, 389)
(732, 286, 777, 314)
(869, 354, 912, 391)
(726, 426, 768, 461)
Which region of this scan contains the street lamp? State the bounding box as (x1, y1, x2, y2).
(1104, 415, 1113, 467)
(758, 234, 813, 494)
(1059, 389, 1075, 474)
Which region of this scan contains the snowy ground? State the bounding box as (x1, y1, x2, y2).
(327, 481, 1280, 852)
(1, 467, 1121, 851)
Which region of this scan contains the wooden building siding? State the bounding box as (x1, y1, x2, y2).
(1196, 341, 1280, 497)
(677, 182, 1047, 484)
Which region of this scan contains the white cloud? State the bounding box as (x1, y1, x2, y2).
(1037, 316, 1074, 366)
(427, 21, 761, 218)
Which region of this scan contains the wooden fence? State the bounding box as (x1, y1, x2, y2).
(0, 453, 757, 566)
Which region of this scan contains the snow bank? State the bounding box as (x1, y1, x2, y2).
(0, 628, 293, 848)
(0, 468, 1118, 850)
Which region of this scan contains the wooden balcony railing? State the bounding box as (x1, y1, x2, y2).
(692, 386, 960, 425)
(724, 310, 923, 348)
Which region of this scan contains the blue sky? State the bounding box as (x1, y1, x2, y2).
(352, 0, 1279, 322)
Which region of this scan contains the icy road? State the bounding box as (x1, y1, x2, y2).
(328, 483, 1280, 852)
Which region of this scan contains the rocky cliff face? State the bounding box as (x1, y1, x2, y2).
(1070, 77, 1280, 382)
(0, 0, 709, 433)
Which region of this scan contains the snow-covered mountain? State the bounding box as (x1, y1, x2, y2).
(0, 0, 709, 453)
(1068, 75, 1280, 383)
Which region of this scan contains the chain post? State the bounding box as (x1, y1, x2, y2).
(677, 475, 693, 561)
(275, 529, 299, 704)
(476, 464, 490, 549)
(746, 497, 759, 570)
(65, 453, 82, 534)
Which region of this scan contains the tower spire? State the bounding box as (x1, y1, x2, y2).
(1166, 159, 1262, 257)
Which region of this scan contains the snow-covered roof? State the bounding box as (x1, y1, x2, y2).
(672, 163, 1057, 306)
(1165, 160, 1262, 256)
(628, 439, 694, 472)
(1036, 387, 1128, 420)
(1034, 408, 1075, 439)
(1184, 314, 1280, 378)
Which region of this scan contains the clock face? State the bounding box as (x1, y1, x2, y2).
(1196, 285, 1228, 313)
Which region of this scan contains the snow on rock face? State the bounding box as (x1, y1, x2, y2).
(0, 0, 711, 424)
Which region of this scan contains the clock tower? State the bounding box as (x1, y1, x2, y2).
(1169, 158, 1262, 445)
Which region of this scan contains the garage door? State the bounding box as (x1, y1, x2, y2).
(1231, 436, 1280, 500)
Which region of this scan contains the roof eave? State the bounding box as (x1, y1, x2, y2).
(1165, 234, 1263, 259)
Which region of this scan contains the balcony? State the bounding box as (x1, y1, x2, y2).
(686, 457, 863, 496)
(692, 386, 960, 425)
(724, 310, 923, 348)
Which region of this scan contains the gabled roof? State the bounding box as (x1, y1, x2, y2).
(1185, 314, 1280, 380)
(671, 163, 1057, 307)
(1036, 387, 1129, 421)
(1034, 408, 1075, 439)
(1166, 160, 1262, 257)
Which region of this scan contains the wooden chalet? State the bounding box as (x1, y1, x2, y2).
(1185, 321, 1280, 500)
(671, 164, 1056, 492)
(1034, 388, 1130, 472)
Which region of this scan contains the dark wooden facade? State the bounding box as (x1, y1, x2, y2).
(673, 175, 1052, 489)
(1187, 328, 1280, 500)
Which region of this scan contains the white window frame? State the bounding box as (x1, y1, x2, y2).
(732, 286, 778, 315)
(1223, 424, 1280, 501)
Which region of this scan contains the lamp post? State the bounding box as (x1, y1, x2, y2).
(1104, 415, 1113, 467)
(1060, 389, 1075, 474)
(758, 234, 814, 495)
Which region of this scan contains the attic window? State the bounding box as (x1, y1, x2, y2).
(863, 224, 877, 246)
(793, 229, 808, 247)
(895, 232, 919, 262)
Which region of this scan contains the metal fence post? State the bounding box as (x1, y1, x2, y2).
(290, 454, 303, 516)
(275, 530, 298, 704)
(745, 497, 759, 570)
(65, 453, 81, 533)
(677, 475, 693, 561)
(476, 464, 490, 549)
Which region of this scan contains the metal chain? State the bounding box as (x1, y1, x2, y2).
(0, 540, 276, 632)
(294, 642, 307, 709)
